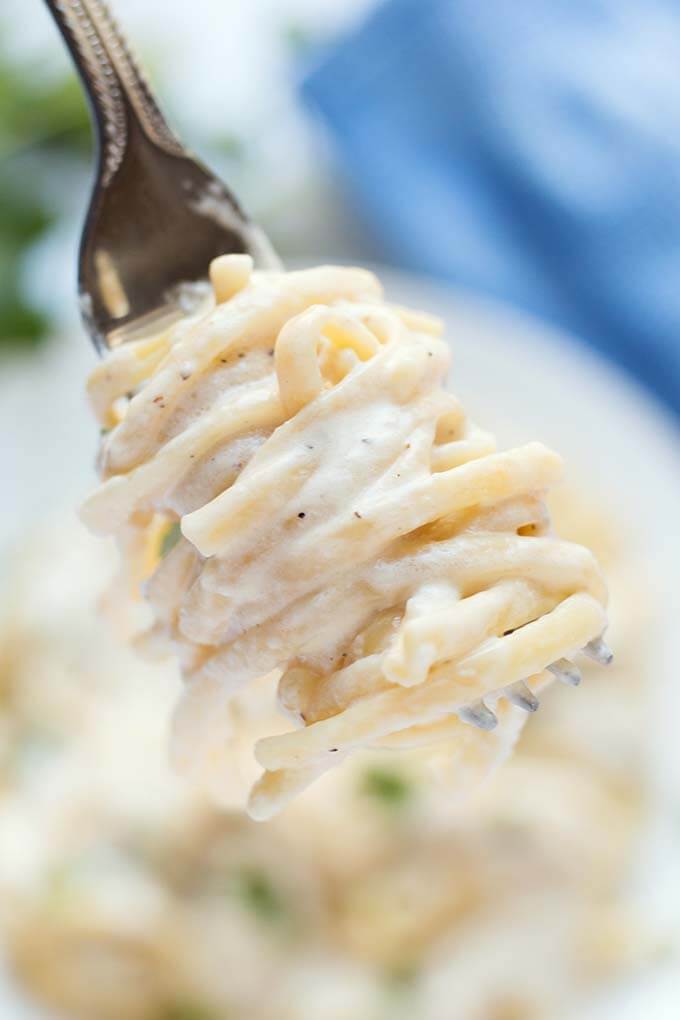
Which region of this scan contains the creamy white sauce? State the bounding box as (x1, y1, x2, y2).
(82, 256, 608, 819)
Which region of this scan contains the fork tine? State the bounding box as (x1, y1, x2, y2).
(507, 680, 539, 712)
(547, 658, 581, 686)
(458, 700, 498, 730)
(458, 639, 609, 732)
(582, 636, 613, 665)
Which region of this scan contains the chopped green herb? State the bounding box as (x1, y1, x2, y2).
(235, 868, 286, 922)
(362, 767, 412, 808)
(158, 1003, 217, 1020)
(384, 960, 421, 993)
(160, 522, 182, 558)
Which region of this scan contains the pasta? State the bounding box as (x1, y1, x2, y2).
(0, 506, 648, 1020)
(81, 256, 610, 818)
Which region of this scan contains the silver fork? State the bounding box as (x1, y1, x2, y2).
(457, 636, 613, 731)
(44, 1, 612, 729)
(44, 0, 279, 353)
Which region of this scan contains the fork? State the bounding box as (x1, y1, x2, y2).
(44, 1, 612, 731)
(44, 0, 279, 353)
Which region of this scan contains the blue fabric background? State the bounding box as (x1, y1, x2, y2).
(302, 0, 680, 416)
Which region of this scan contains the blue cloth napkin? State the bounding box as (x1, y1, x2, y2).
(301, 0, 680, 416)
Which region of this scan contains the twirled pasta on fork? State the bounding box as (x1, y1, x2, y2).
(82, 256, 611, 819)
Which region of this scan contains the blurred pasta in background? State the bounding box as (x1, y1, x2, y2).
(0, 495, 658, 1020)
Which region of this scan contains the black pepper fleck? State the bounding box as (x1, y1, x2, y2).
(297, 512, 306, 519)
(353, 511, 362, 519)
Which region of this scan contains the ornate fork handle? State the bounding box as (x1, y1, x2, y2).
(45, 0, 185, 184)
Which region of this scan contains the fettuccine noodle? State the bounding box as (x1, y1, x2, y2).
(82, 256, 609, 818)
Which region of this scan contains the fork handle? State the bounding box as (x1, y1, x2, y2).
(44, 0, 185, 184)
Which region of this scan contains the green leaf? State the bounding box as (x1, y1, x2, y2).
(0, 190, 53, 248)
(362, 767, 413, 808)
(0, 50, 82, 352)
(384, 960, 420, 994)
(234, 868, 286, 923)
(0, 296, 49, 348)
(0, 166, 55, 350)
(160, 522, 182, 558)
(0, 60, 90, 157)
(158, 1003, 218, 1020)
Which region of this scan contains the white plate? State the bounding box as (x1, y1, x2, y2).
(2, 269, 679, 1017)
